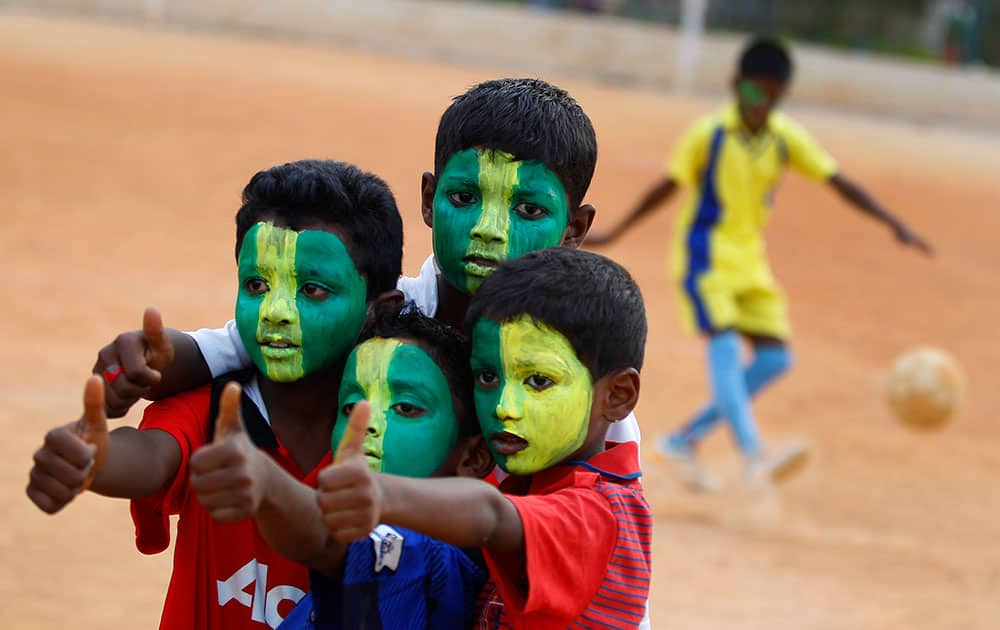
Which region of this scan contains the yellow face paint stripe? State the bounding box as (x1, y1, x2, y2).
(255, 224, 304, 381)
(354, 337, 402, 470)
(470, 149, 519, 258)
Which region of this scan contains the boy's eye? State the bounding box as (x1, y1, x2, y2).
(245, 278, 269, 295)
(448, 191, 478, 207)
(391, 402, 427, 418)
(525, 374, 554, 391)
(514, 202, 547, 220)
(341, 402, 356, 416)
(300, 282, 330, 300)
(476, 370, 499, 388)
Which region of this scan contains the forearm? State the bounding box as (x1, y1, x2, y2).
(146, 330, 212, 400)
(829, 174, 899, 226)
(90, 427, 180, 498)
(379, 475, 524, 553)
(255, 460, 346, 572)
(602, 178, 677, 240)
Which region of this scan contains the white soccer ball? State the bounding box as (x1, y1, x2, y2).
(885, 347, 965, 430)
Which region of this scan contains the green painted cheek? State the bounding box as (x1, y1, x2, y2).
(381, 344, 459, 477)
(471, 318, 509, 469)
(506, 161, 570, 260)
(294, 230, 368, 376)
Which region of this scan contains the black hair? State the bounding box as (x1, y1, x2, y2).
(434, 78, 597, 211)
(739, 37, 793, 83)
(465, 248, 646, 380)
(359, 302, 477, 436)
(235, 159, 403, 300)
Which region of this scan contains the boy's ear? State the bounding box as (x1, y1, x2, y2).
(560, 203, 596, 250)
(421, 171, 437, 228)
(598, 367, 640, 424)
(455, 434, 495, 479)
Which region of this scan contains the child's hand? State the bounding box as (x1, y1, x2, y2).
(317, 401, 383, 543)
(27, 376, 110, 514)
(190, 382, 268, 523)
(92, 306, 175, 418)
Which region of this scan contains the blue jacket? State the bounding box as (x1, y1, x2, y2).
(278, 525, 486, 630)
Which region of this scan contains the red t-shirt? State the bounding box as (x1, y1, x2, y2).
(130, 385, 333, 630)
(477, 442, 652, 629)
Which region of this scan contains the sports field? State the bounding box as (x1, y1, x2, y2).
(3, 12, 998, 629)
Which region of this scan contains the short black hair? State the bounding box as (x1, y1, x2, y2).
(235, 160, 403, 300)
(739, 37, 793, 83)
(465, 248, 646, 380)
(434, 78, 598, 211)
(359, 302, 477, 436)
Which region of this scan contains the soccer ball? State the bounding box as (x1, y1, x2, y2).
(885, 347, 964, 430)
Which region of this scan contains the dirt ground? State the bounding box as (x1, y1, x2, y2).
(3, 12, 999, 629)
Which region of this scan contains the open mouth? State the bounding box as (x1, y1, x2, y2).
(464, 256, 499, 276)
(259, 338, 300, 358)
(491, 431, 529, 456)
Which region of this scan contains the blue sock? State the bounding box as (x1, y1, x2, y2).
(673, 337, 792, 454)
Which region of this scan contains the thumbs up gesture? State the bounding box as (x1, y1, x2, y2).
(27, 376, 110, 514)
(190, 382, 267, 523)
(93, 306, 176, 418)
(317, 401, 383, 543)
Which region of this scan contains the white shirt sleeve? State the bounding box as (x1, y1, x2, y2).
(187, 319, 251, 378)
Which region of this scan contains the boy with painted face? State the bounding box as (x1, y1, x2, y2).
(317, 247, 652, 629)
(238, 305, 493, 629)
(89, 78, 643, 453)
(25, 160, 404, 630)
(589, 37, 931, 490)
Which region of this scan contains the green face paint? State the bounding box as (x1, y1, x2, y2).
(332, 338, 460, 477)
(470, 315, 593, 475)
(738, 79, 769, 108)
(432, 148, 570, 294)
(235, 222, 368, 382)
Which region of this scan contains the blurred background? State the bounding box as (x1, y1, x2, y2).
(3, 1, 998, 629)
(491, 0, 999, 67)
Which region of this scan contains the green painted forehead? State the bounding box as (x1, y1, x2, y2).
(439, 148, 568, 206)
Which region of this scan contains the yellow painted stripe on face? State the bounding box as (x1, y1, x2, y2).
(255, 223, 304, 381)
(354, 337, 402, 471)
(471, 149, 519, 256)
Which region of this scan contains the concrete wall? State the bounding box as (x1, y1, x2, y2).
(8, 0, 1000, 127)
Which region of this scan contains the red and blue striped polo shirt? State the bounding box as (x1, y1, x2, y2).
(476, 441, 652, 629)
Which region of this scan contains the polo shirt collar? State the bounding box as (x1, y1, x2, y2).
(500, 441, 642, 496)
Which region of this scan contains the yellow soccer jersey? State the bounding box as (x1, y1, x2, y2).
(667, 103, 837, 338)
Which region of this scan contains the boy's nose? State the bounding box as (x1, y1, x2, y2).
(260, 291, 297, 326)
(495, 387, 522, 422)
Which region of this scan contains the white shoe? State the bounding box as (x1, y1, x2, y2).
(745, 441, 809, 489)
(656, 435, 723, 492)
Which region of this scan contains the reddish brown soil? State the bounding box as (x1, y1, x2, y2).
(3, 13, 998, 629)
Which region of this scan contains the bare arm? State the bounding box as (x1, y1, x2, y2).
(587, 177, 678, 245)
(27, 376, 181, 513)
(90, 427, 182, 497)
(828, 173, 933, 255)
(381, 475, 524, 552)
(189, 383, 346, 572)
